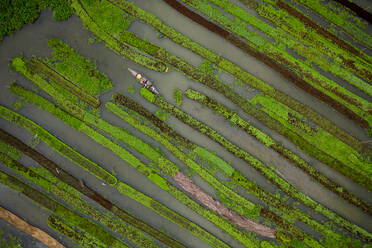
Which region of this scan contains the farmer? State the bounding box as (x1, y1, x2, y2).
(136, 73, 152, 88)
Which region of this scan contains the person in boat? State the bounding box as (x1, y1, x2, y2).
(128, 68, 160, 94)
(136, 73, 152, 88)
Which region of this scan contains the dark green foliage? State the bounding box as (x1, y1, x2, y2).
(0, 0, 41, 42)
(0, 0, 73, 42)
(45, 0, 74, 21)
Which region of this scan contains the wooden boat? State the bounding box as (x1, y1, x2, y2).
(128, 68, 159, 95)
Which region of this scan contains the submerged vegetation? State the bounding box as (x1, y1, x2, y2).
(1, 0, 372, 247)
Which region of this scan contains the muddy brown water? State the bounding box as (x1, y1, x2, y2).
(0, 2, 371, 247)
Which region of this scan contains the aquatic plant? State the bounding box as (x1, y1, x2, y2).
(175, 0, 372, 129)
(207, 0, 372, 93)
(29, 57, 101, 108)
(174, 88, 183, 106)
(0, 107, 228, 248)
(110, 95, 363, 247)
(184, 88, 371, 215)
(140, 88, 372, 242)
(254, 0, 372, 80)
(290, 0, 372, 48)
(47, 215, 107, 248)
(107, 0, 366, 155)
(8, 82, 256, 246)
(96, 0, 372, 189)
(0, 0, 73, 42)
(95, 0, 372, 176)
(0, 146, 161, 248)
(114, 92, 372, 247)
(71, 0, 168, 72)
(0, 227, 23, 248)
(0, 170, 129, 248)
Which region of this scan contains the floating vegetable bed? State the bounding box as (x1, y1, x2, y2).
(0, 0, 371, 247)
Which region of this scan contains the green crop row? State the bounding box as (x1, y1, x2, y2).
(255, 0, 372, 79)
(106, 0, 366, 154)
(208, 0, 372, 95)
(248, 93, 372, 181)
(0, 0, 73, 42)
(9, 58, 117, 184)
(0, 105, 230, 248)
(102, 0, 372, 171)
(105, 16, 372, 191)
(29, 57, 101, 108)
(106, 101, 258, 212)
(184, 88, 371, 214)
(255, 0, 372, 63)
(8, 81, 256, 247)
(114, 92, 371, 248)
(13, 60, 294, 246)
(25, 59, 264, 232)
(80, 0, 372, 178)
(0, 152, 160, 248)
(8, 34, 285, 242)
(179, 0, 372, 128)
(70, 0, 168, 72)
(112, 92, 367, 247)
(0, 169, 129, 248)
(47, 38, 113, 98)
(47, 215, 106, 248)
(141, 88, 372, 242)
(110, 0, 372, 189)
(290, 0, 372, 48)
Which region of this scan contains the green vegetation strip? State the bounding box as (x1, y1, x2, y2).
(12, 51, 297, 241)
(107, 0, 367, 155)
(105, 0, 372, 188)
(29, 57, 101, 108)
(45, 38, 113, 101)
(83, 0, 372, 178)
(10, 51, 292, 243)
(178, 0, 372, 128)
(11, 60, 277, 239)
(89, 0, 372, 170)
(48, 215, 106, 248)
(106, 100, 325, 244)
(255, 0, 372, 81)
(291, 0, 372, 49)
(184, 88, 371, 215)
(0, 152, 146, 248)
(0, 131, 170, 248)
(8, 83, 255, 247)
(113, 92, 366, 247)
(0, 106, 230, 248)
(207, 0, 372, 94)
(71, 0, 168, 72)
(0, 169, 129, 248)
(111, 93, 363, 247)
(11, 58, 117, 185)
(141, 88, 372, 242)
(1, 0, 73, 42)
(105, 101, 256, 210)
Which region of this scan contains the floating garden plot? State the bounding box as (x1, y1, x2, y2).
(0, 0, 371, 247)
